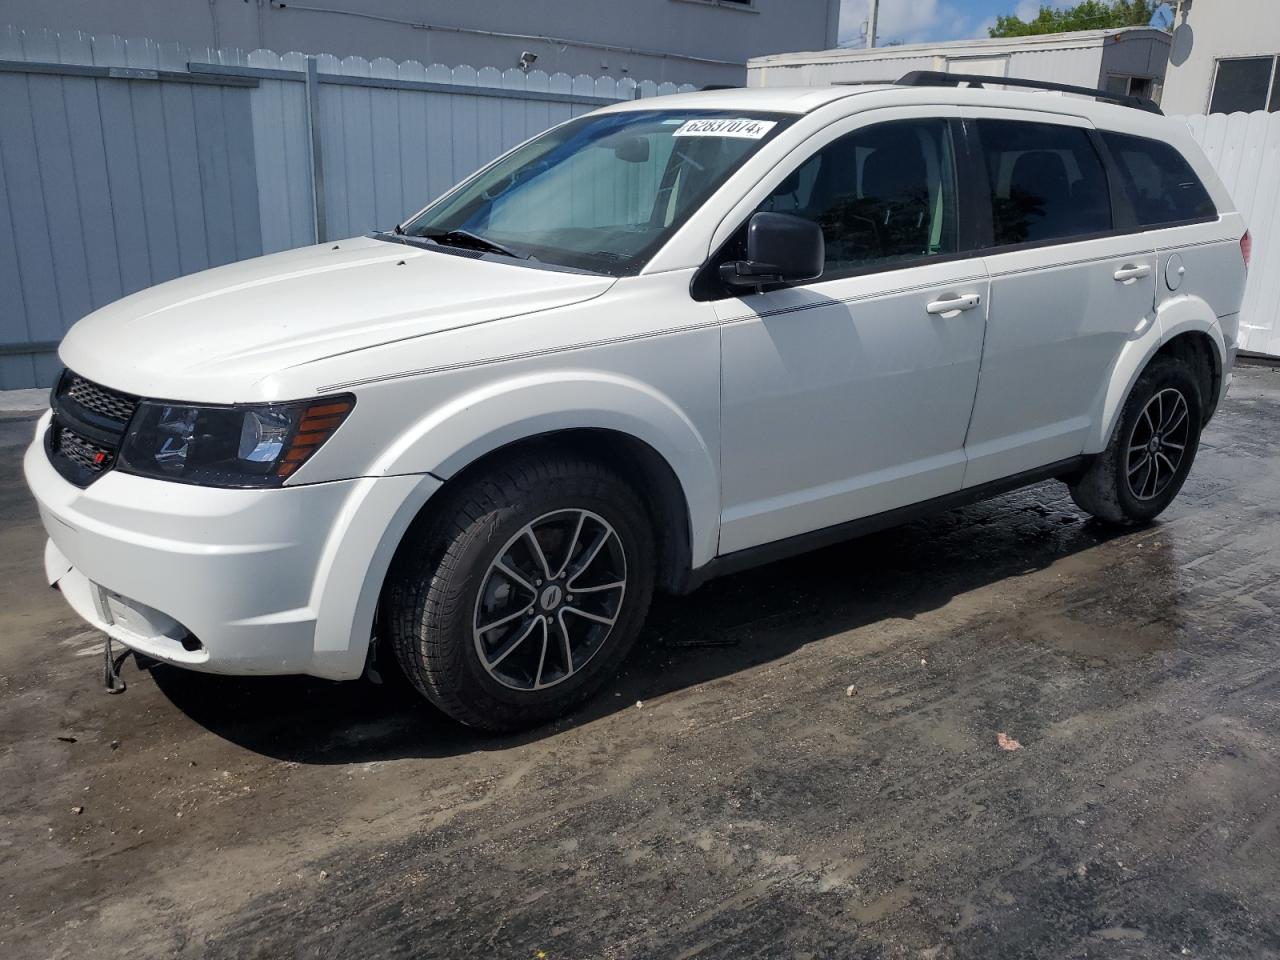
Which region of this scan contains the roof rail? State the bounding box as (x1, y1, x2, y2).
(895, 70, 1162, 114)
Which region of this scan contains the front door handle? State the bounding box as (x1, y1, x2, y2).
(1113, 264, 1152, 283)
(925, 293, 981, 315)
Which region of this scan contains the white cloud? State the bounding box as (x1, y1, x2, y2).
(837, 0, 996, 47)
(1014, 0, 1041, 21)
(835, 0, 1090, 46)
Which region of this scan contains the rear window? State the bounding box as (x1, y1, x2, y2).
(976, 120, 1112, 247)
(1101, 132, 1218, 228)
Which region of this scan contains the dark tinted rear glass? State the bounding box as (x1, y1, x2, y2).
(1101, 132, 1217, 227)
(976, 120, 1112, 246)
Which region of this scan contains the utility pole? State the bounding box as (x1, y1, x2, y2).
(866, 0, 879, 48)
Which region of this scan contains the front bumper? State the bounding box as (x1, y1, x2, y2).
(24, 412, 440, 680)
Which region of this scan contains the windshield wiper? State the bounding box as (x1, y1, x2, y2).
(423, 229, 528, 260)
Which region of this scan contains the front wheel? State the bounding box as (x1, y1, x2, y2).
(1069, 356, 1203, 525)
(385, 452, 656, 732)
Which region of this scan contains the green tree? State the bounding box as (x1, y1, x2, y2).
(989, 1, 1161, 38)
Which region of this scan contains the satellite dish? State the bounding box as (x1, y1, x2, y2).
(1170, 22, 1194, 67)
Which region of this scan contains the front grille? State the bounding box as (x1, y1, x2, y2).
(52, 424, 113, 472)
(47, 370, 137, 487)
(63, 374, 137, 424)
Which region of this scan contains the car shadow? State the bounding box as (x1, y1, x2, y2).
(149, 481, 1130, 763)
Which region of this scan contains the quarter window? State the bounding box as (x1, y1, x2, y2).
(976, 119, 1112, 246)
(755, 118, 959, 276)
(1101, 132, 1216, 228)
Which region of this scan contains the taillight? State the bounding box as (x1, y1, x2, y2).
(1241, 230, 1252, 270)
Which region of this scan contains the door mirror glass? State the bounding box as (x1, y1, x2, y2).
(720, 212, 824, 288)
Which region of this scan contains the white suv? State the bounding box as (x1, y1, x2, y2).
(25, 78, 1248, 730)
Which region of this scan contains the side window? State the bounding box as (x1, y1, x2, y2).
(976, 119, 1112, 246)
(1100, 132, 1217, 228)
(755, 118, 960, 276)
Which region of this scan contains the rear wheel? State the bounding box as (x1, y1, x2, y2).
(385, 452, 655, 732)
(1069, 356, 1203, 525)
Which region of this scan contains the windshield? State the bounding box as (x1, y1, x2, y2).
(398, 110, 792, 276)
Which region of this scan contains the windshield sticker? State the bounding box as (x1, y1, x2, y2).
(672, 118, 777, 139)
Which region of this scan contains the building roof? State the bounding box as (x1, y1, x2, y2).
(749, 26, 1171, 68)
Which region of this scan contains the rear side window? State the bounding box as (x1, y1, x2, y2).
(1101, 132, 1217, 228)
(976, 119, 1112, 247)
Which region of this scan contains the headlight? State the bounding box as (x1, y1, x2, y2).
(117, 395, 354, 488)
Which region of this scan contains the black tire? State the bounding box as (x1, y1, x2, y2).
(1069, 356, 1203, 526)
(385, 451, 656, 732)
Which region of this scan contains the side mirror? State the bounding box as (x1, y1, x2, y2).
(720, 212, 824, 289)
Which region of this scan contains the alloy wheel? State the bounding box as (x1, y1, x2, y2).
(472, 509, 627, 691)
(1125, 387, 1191, 502)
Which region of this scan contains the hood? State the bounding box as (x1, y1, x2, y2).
(58, 236, 615, 402)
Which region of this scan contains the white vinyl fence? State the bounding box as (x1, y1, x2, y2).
(0, 27, 694, 388)
(1179, 111, 1280, 360)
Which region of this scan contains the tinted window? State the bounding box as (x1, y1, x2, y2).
(977, 120, 1112, 246)
(1210, 57, 1275, 113)
(755, 118, 959, 275)
(1102, 132, 1217, 227)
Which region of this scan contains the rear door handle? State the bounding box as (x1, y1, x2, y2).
(926, 293, 981, 315)
(1113, 264, 1152, 282)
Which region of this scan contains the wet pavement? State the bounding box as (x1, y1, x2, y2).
(2, 365, 1279, 960)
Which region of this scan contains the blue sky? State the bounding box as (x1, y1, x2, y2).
(836, 0, 1172, 47)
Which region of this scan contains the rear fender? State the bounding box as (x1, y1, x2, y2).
(1087, 295, 1225, 453)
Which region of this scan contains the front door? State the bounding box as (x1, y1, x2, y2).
(714, 117, 989, 555)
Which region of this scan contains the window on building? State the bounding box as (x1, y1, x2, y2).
(1102, 132, 1217, 228)
(1104, 75, 1154, 98)
(976, 120, 1112, 246)
(753, 118, 960, 275)
(1130, 77, 1154, 100)
(1209, 56, 1280, 113)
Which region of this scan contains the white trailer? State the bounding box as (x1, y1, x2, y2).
(748, 27, 1171, 104)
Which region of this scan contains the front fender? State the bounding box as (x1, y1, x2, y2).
(374, 370, 721, 568)
(1086, 295, 1226, 453)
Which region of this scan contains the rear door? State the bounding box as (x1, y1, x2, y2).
(1100, 129, 1246, 343)
(962, 113, 1158, 487)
